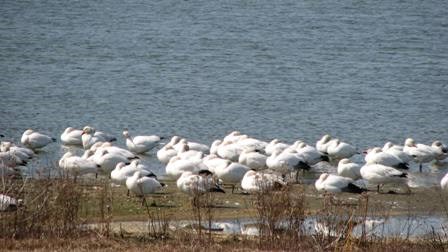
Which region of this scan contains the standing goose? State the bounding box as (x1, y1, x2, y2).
(364, 147, 409, 170)
(122, 129, 162, 154)
(382, 142, 413, 164)
(403, 138, 436, 172)
(21, 129, 56, 150)
(126, 171, 165, 206)
(293, 141, 329, 165)
(360, 163, 408, 193)
(214, 162, 250, 193)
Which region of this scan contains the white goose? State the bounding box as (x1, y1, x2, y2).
(240, 170, 286, 193)
(20, 129, 55, 150)
(238, 149, 267, 170)
(60, 127, 83, 146)
(213, 162, 250, 193)
(403, 138, 436, 172)
(360, 163, 408, 193)
(93, 149, 133, 173)
(0, 194, 21, 211)
(157, 144, 178, 164)
(111, 161, 155, 185)
(326, 139, 358, 160)
(337, 158, 362, 180)
(382, 142, 413, 164)
(1, 141, 34, 161)
(217, 140, 244, 162)
(126, 171, 165, 205)
(122, 129, 162, 154)
(265, 139, 289, 156)
(58, 152, 99, 179)
(165, 156, 208, 180)
(202, 154, 231, 174)
(441, 172, 448, 191)
(315, 173, 365, 193)
(316, 134, 333, 154)
(81, 126, 116, 150)
(176, 171, 225, 196)
(364, 147, 409, 170)
(174, 138, 209, 154)
(267, 149, 310, 181)
(432, 141, 448, 161)
(293, 141, 329, 165)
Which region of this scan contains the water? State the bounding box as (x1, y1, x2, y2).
(1, 0, 448, 175)
(96, 215, 448, 239)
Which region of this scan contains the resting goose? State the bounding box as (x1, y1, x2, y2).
(122, 129, 162, 154)
(315, 173, 365, 193)
(21, 129, 55, 150)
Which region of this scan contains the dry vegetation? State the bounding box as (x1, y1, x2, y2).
(2, 174, 448, 251)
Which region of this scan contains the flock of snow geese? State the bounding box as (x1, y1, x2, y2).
(1, 126, 448, 209)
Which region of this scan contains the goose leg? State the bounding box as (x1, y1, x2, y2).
(419, 163, 422, 173)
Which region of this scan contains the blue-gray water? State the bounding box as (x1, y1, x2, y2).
(1, 0, 447, 173)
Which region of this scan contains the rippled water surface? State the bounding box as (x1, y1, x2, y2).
(1, 0, 447, 172)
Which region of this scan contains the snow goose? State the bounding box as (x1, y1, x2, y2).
(432, 141, 448, 161)
(58, 152, 99, 180)
(213, 162, 250, 193)
(1, 141, 33, 161)
(223, 131, 248, 143)
(360, 164, 408, 193)
(126, 171, 165, 206)
(364, 147, 409, 170)
(94, 149, 132, 173)
(176, 142, 204, 161)
(0, 151, 27, 166)
(176, 171, 225, 196)
(122, 129, 162, 154)
(238, 149, 267, 170)
(337, 158, 362, 180)
(265, 139, 289, 156)
(81, 126, 103, 149)
(326, 139, 358, 161)
(315, 173, 365, 193)
(382, 142, 413, 164)
(316, 134, 333, 154)
(157, 144, 178, 164)
(293, 141, 329, 165)
(174, 138, 209, 154)
(202, 154, 231, 174)
(20, 129, 56, 150)
(240, 170, 286, 193)
(217, 140, 244, 162)
(111, 161, 155, 186)
(165, 156, 208, 180)
(267, 149, 310, 181)
(403, 138, 436, 172)
(60, 127, 83, 146)
(210, 140, 222, 155)
(0, 194, 21, 211)
(81, 126, 116, 149)
(93, 143, 139, 160)
(441, 172, 448, 191)
(235, 137, 268, 152)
